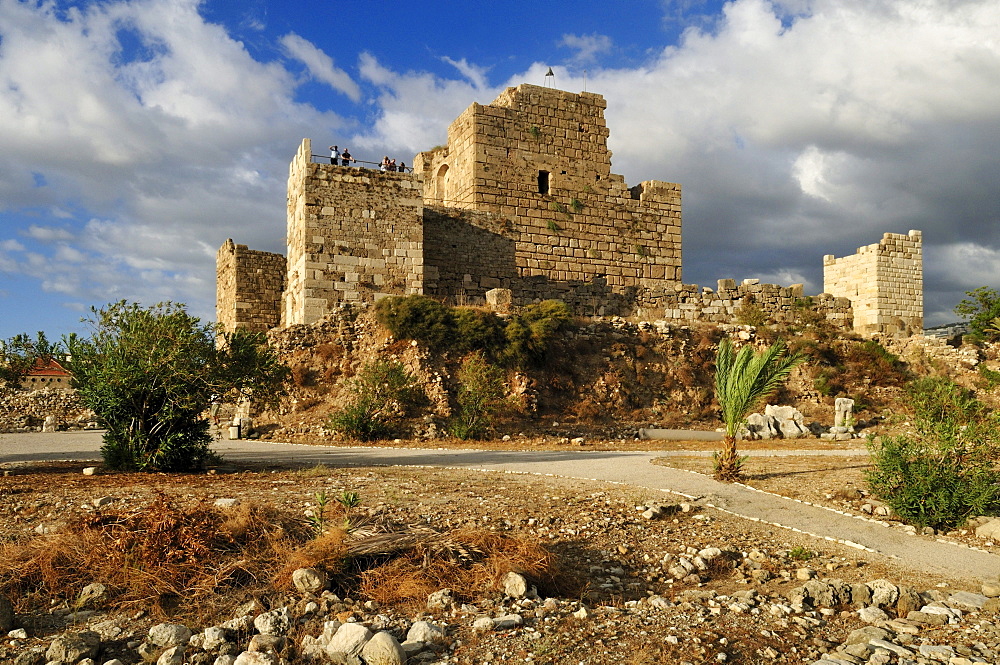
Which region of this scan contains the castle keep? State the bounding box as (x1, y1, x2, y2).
(217, 84, 923, 337)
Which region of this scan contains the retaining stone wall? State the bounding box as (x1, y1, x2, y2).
(0, 388, 93, 432)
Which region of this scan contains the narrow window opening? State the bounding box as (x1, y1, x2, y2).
(537, 170, 550, 195)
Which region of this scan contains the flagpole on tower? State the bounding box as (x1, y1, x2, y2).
(544, 67, 555, 88)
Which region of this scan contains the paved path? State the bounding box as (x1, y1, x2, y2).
(3, 431, 997, 584)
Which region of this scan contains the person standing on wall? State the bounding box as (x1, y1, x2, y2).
(330, 145, 340, 165)
(341, 148, 354, 167)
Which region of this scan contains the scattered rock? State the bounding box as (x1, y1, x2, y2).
(503, 571, 529, 598)
(148, 622, 193, 648)
(359, 631, 406, 665)
(427, 588, 454, 611)
(254, 607, 292, 636)
(327, 622, 373, 658)
(46, 630, 101, 662)
(292, 568, 328, 594)
(77, 582, 108, 609)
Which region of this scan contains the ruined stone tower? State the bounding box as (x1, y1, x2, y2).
(823, 231, 923, 336)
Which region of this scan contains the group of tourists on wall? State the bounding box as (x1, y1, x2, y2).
(379, 155, 407, 172)
(328, 145, 409, 173)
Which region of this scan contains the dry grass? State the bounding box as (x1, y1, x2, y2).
(0, 494, 306, 617)
(356, 528, 565, 607)
(0, 493, 567, 621)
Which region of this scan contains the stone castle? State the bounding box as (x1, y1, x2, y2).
(217, 84, 922, 337)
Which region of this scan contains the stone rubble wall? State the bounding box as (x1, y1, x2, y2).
(283, 138, 425, 326)
(0, 388, 93, 432)
(824, 230, 923, 336)
(216, 240, 286, 333)
(636, 279, 853, 327)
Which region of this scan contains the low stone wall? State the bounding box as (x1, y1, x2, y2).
(636, 279, 853, 328)
(0, 388, 94, 432)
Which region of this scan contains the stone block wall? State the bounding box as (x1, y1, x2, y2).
(283, 138, 425, 326)
(422, 205, 518, 300)
(423, 205, 648, 316)
(413, 84, 682, 297)
(216, 239, 286, 333)
(823, 231, 922, 336)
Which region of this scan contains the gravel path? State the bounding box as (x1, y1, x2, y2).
(4, 430, 998, 584)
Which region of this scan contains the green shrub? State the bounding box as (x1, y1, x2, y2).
(66, 302, 287, 472)
(374, 296, 455, 350)
(500, 300, 573, 369)
(327, 360, 421, 441)
(453, 308, 506, 356)
(449, 353, 507, 440)
(955, 287, 1000, 341)
(373, 296, 574, 368)
(735, 295, 768, 327)
(866, 377, 1000, 529)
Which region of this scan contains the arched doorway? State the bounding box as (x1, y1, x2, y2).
(435, 164, 449, 203)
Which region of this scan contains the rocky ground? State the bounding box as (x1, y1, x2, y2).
(2, 456, 1000, 665)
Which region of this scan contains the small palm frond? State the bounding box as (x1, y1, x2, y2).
(715, 337, 806, 436)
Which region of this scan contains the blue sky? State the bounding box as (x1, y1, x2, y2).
(1, 0, 999, 339)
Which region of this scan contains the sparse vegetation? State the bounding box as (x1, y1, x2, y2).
(547, 219, 562, 233)
(549, 201, 570, 218)
(449, 353, 508, 439)
(867, 377, 1000, 529)
(788, 546, 815, 561)
(735, 295, 768, 327)
(0, 488, 563, 622)
(327, 359, 421, 441)
(0, 493, 305, 617)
